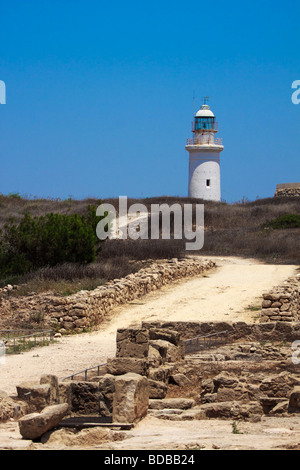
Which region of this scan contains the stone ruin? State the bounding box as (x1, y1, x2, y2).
(11, 325, 185, 439)
(2, 318, 300, 442)
(260, 274, 300, 323)
(274, 183, 300, 197)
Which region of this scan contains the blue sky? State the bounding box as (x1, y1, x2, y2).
(0, 0, 299, 203)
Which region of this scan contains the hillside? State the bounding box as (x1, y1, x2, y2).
(0, 194, 299, 293)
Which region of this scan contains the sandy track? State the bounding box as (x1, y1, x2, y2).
(0, 256, 297, 396)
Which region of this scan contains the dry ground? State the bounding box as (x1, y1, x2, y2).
(1, 412, 300, 450)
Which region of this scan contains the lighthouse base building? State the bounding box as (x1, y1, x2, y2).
(185, 102, 224, 201)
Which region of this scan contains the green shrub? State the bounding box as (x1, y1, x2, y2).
(266, 214, 300, 230)
(0, 203, 104, 277)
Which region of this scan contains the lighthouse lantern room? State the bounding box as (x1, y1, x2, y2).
(185, 99, 224, 201)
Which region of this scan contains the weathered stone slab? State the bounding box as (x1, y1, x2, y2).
(148, 379, 168, 399)
(149, 339, 182, 363)
(149, 328, 181, 346)
(288, 386, 300, 413)
(16, 382, 51, 412)
(18, 403, 69, 440)
(147, 345, 163, 368)
(70, 382, 100, 415)
(148, 366, 173, 384)
(107, 357, 149, 376)
(0, 390, 27, 422)
(57, 382, 73, 406)
(112, 373, 148, 424)
(98, 374, 115, 417)
(116, 329, 149, 359)
(40, 374, 59, 403)
(149, 398, 196, 410)
(170, 373, 192, 388)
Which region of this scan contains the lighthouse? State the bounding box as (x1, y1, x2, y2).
(185, 99, 224, 201)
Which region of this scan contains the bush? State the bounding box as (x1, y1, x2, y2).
(0, 204, 104, 277)
(265, 214, 300, 230)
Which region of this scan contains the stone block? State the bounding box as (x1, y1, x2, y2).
(0, 390, 27, 422)
(112, 373, 149, 424)
(147, 345, 163, 368)
(280, 304, 291, 312)
(40, 374, 59, 403)
(98, 374, 116, 417)
(149, 339, 182, 363)
(148, 366, 173, 384)
(262, 308, 280, 317)
(288, 386, 300, 413)
(149, 398, 195, 410)
(107, 357, 149, 376)
(70, 382, 100, 415)
(18, 403, 69, 440)
(149, 328, 181, 346)
(170, 373, 192, 388)
(263, 294, 281, 301)
(213, 372, 239, 389)
(271, 302, 282, 308)
(197, 401, 262, 420)
(116, 329, 149, 359)
(148, 379, 168, 399)
(57, 382, 72, 406)
(16, 382, 51, 413)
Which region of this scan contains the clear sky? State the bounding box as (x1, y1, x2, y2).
(0, 0, 299, 203)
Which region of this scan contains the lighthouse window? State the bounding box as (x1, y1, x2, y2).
(194, 117, 215, 131)
(206, 179, 211, 188)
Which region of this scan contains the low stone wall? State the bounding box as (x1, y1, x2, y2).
(142, 320, 300, 343)
(260, 275, 300, 323)
(0, 257, 215, 333)
(274, 183, 300, 197)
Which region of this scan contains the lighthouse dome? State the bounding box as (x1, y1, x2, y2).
(195, 104, 215, 118)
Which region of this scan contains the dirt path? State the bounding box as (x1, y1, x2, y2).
(0, 256, 297, 396)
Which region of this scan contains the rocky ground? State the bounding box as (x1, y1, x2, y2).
(1, 414, 300, 450)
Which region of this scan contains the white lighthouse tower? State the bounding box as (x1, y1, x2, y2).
(185, 99, 224, 201)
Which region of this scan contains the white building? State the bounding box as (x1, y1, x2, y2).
(185, 101, 224, 201)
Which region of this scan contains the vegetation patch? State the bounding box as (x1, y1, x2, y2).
(264, 214, 300, 230)
(0, 202, 104, 279)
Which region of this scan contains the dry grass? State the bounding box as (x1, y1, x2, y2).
(0, 194, 100, 229)
(4, 257, 146, 296)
